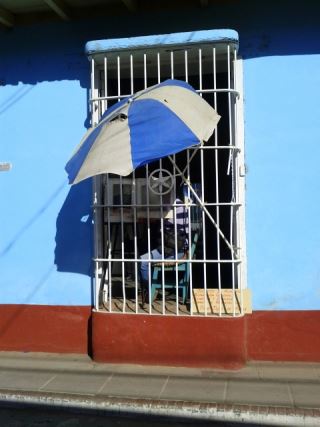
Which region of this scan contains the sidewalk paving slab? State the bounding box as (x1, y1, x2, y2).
(0, 352, 319, 425)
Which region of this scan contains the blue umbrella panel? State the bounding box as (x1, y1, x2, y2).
(65, 79, 220, 185)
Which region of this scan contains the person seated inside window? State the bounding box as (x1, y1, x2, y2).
(140, 196, 188, 290)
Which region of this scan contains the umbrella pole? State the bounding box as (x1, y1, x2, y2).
(180, 146, 199, 177)
(168, 156, 238, 258)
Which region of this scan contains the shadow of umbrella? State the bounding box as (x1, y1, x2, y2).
(54, 178, 93, 277)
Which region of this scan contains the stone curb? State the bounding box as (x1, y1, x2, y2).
(0, 390, 319, 426)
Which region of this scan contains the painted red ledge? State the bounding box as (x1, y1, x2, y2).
(92, 312, 246, 369)
(247, 311, 320, 362)
(0, 305, 91, 354)
(1, 307, 319, 365)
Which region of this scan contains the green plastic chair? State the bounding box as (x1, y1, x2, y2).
(150, 229, 200, 304)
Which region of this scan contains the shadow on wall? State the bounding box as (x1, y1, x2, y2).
(1, 2, 320, 89)
(54, 179, 93, 277)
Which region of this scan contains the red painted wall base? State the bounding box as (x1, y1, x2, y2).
(92, 310, 320, 368)
(92, 312, 247, 369)
(0, 305, 319, 367)
(247, 311, 320, 362)
(0, 305, 91, 354)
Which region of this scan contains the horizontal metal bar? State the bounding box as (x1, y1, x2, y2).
(139, 145, 240, 151)
(89, 88, 240, 103)
(196, 88, 240, 97)
(94, 202, 242, 208)
(94, 258, 242, 263)
(196, 146, 240, 151)
(91, 94, 128, 102)
(97, 310, 245, 318)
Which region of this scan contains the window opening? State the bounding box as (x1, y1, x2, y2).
(90, 35, 248, 316)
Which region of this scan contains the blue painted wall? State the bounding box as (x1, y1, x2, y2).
(0, 1, 319, 308)
(245, 55, 320, 309)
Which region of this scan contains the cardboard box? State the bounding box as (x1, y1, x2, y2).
(191, 288, 252, 315)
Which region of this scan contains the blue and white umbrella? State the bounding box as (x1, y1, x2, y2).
(66, 79, 220, 185)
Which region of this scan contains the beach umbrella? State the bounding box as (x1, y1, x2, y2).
(66, 79, 220, 185)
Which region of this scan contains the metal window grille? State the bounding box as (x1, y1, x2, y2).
(90, 37, 247, 317)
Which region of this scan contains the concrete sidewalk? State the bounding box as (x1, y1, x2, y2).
(0, 352, 319, 426)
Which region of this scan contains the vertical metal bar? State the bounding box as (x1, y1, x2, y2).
(170, 51, 174, 79)
(157, 52, 161, 84)
(199, 48, 203, 95)
(199, 48, 208, 316)
(230, 196, 235, 316)
(174, 166, 179, 315)
(120, 177, 126, 312)
(91, 58, 95, 119)
(146, 164, 152, 314)
(91, 57, 102, 312)
(103, 56, 112, 313)
(144, 53, 147, 89)
(234, 55, 247, 315)
(130, 54, 134, 94)
(187, 148, 193, 316)
(226, 45, 236, 316)
(93, 210, 99, 310)
(159, 158, 165, 315)
(170, 50, 179, 314)
(155, 53, 166, 313)
(117, 55, 121, 101)
(133, 174, 138, 313)
(227, 44, 234, 177)
(143, 53, 151, 312)
(233, 47, 243, 315)
(103, 56, 108, 114)
(106, 175, 112, 313)
(230, 47, 241, 315)
(173, 164, 179, 316)
(116, 55, 126, 312)
(184, 50, 189, 83)
(91, 57, 99, 311)
(213, 47, 222, 317)
(130, 53, 138, 313)
(184, 48, 192, 315)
